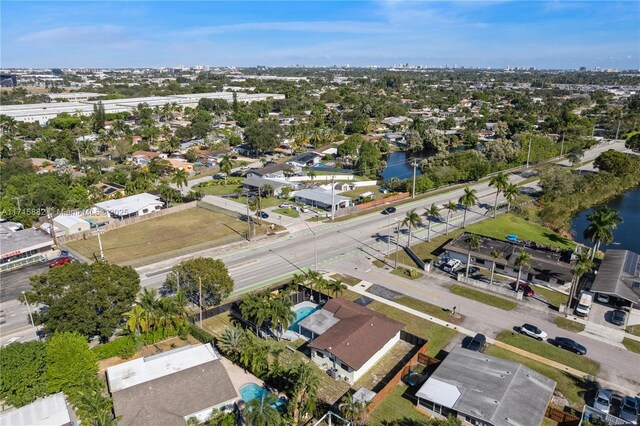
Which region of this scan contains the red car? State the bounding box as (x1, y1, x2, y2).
(509, 281, 534, 297)
(49, 256, 71, 268)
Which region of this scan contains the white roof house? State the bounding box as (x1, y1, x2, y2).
(293, 188, 352, 211)
(0, 392, 74, 426)
(94, 193, 163, 219)
(53, 215, 91, 236)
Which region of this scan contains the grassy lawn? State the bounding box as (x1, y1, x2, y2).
(495, 331, 599, 376)
(340, 185, 380, 200)
(394, 296, 465, 325)
(485, 345, 590, 408)
(354, 340, 415, 391)
(554, 316, 586, 333)
(273, 208, 299, 218)
(67, 208, 259, 264)
(369, 384, 424, 425)
(200, 312, 234, 337)
(534, 285, 569, 308)
(626, 325, 640, 337)
(199, 184, 241, 196)
(236, 196, 282, 209)
(391, 267, 424, 280)
(450, 285, 518, 311)
(366, 301, 458, 357)
(622, 337, 640, 354)
(330, 273, 362, 286)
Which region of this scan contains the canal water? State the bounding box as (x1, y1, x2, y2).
(380, 151, 422, 181)
(570, 187, 640, 253)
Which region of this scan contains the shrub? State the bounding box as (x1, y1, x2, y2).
(189, 324, 215, 344)
(92, 336, 136, 360)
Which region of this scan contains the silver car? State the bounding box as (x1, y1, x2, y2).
(620, 396, 638, 425)
(593, 389, 611, 414)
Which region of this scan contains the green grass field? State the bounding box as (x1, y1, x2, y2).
(554, 317, 586, 333)
(199, 184, 241, 196)
(273, 208, 299, 218)
(394, 295, 465, 325)
(534, 285, 569, 308)
(340, 185, 380, 200)
(623, 337, 640, 354)
(450, 285, 518, 311)
(485, 345, 590, 408)
(67, 208, 264, 264)
(369, 384, 424, 425)
(495, 331, 599, 376)
(391, 267, 424, 280)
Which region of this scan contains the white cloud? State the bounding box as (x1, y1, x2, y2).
(17, 25, 126, 43)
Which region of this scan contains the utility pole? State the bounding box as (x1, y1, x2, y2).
(330, 175, 335, 221)
(525, 136, 532, 169)
(394, 219, 401, 269)
(22, 291, 39, 341)
(387, 215, 392, 254)
(199, 277, 203, 328)
(245, 196, 252, 241)
(615, 120, 621, 140)
(560, 133, 565, 156)
(96, 231, 105, 260)
(411, 159, 418, 199)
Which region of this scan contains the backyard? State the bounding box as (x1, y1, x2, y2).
(67, 207, 266, 265)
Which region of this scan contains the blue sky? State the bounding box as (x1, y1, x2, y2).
(1, 1, 638, 69)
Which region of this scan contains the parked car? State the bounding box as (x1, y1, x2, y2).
(610, 310, 626, 326)
(519, 323, 547, 341)
(620, 396, 638, 425)
(596, 293, 610, 304)
(465, 333, 486, 352)
(593, 389, 612, 414)
(509, 281, 535, 297)
(49, 256, 71, 268)
(382, 206, 397, 215)
(256, 211, 269, 219)
(553, 337, 587, 355)
(443, 259, 462, 273)
(467, 266, 480, 276)
(212, 173, 227, 180)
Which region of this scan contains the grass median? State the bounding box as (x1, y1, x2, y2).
(554, 316, 585, 333)
(495, 331, 599, 376)
(623, 338, 640, 354)
(534, 285, 569, 308)
(450, 284, 518, 311)
(394, 295, 465, 325)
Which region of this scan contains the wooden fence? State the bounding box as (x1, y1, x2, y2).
(356, 192, 409, 210)
(545, 405, 580, 426)
(367, 342, 430, 413)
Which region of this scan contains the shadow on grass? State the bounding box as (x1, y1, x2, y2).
(543, 231, 571, 246)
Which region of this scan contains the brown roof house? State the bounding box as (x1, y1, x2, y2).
(106, 344, 240, 426)
(299, 299, 404, 384)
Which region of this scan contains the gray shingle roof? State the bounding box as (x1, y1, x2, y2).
(591, 249, 640, 304)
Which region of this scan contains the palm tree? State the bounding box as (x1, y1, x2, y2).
(124, 305, 149, 336)
(339, 393, 364, 424)
(324, 279, 345, 298)
(217, 327, 246, 361)
(444, 201, 458, 235)
(567, 148, 584, 167)
(173, 168, 188, 190)
(465, 235, 482, 278)
(401, 209, 422, 247)
(514, 249, 532, 286)
(458, 187, 478, 228)
(289, 363, 319, 425)
(583, 206, 622, 259)
(219, 154, 233, 181)
(307, 169, 317, 182)
(489, 250, 502, 286)
(489, 172, 509, 218)
(244, 392, 282, 426)
(567, 253, 593, 313)
(138, 288, 158, 311)
(269, 298, 295, 340)
(76, 389, 119, 426)
(423, 204, 441, 242)
(240, 293, 270, 335)
(503, 183, 519, 213)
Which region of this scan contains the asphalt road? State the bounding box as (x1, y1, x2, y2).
(0, 262, 49, 303)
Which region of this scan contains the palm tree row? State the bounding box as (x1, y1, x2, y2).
(240, 292, 296, 340)
(489, 172, 509, 218)
(123, 288, 188, 339)
(291, 271, 345, 299)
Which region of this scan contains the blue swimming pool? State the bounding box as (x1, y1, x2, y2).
(289, 306, 319, 331)
(239, 383, 286, 411)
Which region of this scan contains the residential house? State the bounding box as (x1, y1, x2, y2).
(293, 188, 352, 212)
(591, 250, 640, 309)
(0, 392, 76, 426)
(94, 182, 126, 199)
(52, 215, 91, 236)
(415, 347, 556, 426)
(299, 298, 404, 384)
(106, 344, 240, 426)
(286, 151, 322, 171)
(30, 158, 54, 173)
(94, 193, 163, 219)
(166, 158, 194, 174)
(443, 233, 574, 287)
(242, 176, 299, 197)
(246, 163, 292, 179)
(130, 151, 164, 167)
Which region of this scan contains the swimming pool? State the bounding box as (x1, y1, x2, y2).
(239, 383, 286, 411)
(289, 306, 320, 331)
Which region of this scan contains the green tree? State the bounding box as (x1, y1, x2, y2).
(244, 392, 282, 426)
(465, 235, 482, 278)
(123, 305, 150, 336)
(75, 388, 119, 426)
(444, 201, 458, 235)
(45, 332, 99, 397)
(593, 149, 633, 176)
(423, 204, 441, 242)
(339, 392, 369, 426)
(217, 327, 246, 362)
(489, 250, 502, 286)
(567, 252, 593, 312)
(0, 341, 48, 407)
(324, 279, 345, 298)
(503, 183, 519, 213)
(514, 249, 531, 285)
(583, 206, 622, 259)
(401, 208, 422, 247)
(164, 258, 234, 307)
(26, 262, 140, 340)
(287, 362, 319, 425)
(567, 147, 584, 166)
(244, 121, 281, 154)
(458, 187, 478, 228)
(219, 154, 233, 180)
(488, 172, 509, 218)
(173, 168, 188, 189)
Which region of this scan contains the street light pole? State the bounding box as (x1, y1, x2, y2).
(387, 214, 392, 254)
(22, 291, 38, 341)
(526, 135, 532, 169)
(394, 219, 401, 269)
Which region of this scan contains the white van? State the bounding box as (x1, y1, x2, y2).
(443, 259, 462, 273)
(575, 291, 594, 317)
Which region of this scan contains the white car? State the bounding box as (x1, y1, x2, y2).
(519, 323, 547, 341)
(443, 259, 462, 273)
(593, 389, 612, 414)
(596, 293, 610, 304)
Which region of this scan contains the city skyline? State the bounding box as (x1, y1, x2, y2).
(1, 1, 639, 70)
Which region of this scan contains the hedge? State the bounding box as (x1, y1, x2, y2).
(189, 324, 215, 344)
(92, 336, 136, 360)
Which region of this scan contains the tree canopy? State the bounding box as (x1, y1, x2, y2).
(244, 121, 282, 154)
(164, 257, 234, 306)
(0, 341, 48, 407)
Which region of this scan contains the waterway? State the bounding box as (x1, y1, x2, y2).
(380, 151, 422, 181)
(570, 187, 640, 253)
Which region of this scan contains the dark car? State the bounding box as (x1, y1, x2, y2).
(610, 310, 626, 326)
(49, 256, 71, 268)
(256, 211, 269, 219)
(553, 337, 587, 355)
(382, 206, 397, 215)
(509, 281, 535, 297)
(465, 333, 487, 352)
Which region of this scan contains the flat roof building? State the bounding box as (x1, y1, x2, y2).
(293, 188, 352, 212)
(94, 192, 163, 219)
(0, 225, 54, 271)
(0, 392, 75, 426)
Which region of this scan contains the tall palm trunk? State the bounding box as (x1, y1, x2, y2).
(446, 212, 451, 235)
(591, 239, 600, 260)
(516, 266, 523, 285)
(493, 191, 499, 218)
(427, 219, 432, 242)
(466, 251, 472, 277)
(408, 225, 413, 246)
(490, 261, 496, 285)
(462, 208, 468, 228)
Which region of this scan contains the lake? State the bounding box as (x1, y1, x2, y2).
(380, 151, 422, 181)
(570, 187, 640, 253)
